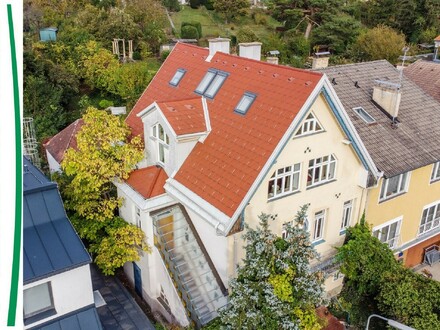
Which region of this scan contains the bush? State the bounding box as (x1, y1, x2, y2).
(132, 51, 141, 60)
(253, 13, 267, 25)
(98, 99, 114, 109)
(181, 25, 199, 39)
(189, 0, 201, 9)
(182, 21, 202, 38)
(204, 0, 214, 10)
(236, 26, 259, 44)
(160, 50, 170, 62)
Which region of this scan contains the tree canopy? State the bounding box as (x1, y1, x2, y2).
(58, 107, 149, 275)
(336, 221, 440, 329)
(220, 206, 324, 329)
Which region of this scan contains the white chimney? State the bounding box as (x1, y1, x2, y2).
(372, 80, 402, 119)
(208, 38, 230, 59)
(312, 51, 330, 69)
(239, 42, 262, 61)
(267, 57, 279, 65)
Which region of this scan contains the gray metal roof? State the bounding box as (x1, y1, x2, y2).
(316, 60, 440, 177)
(30, 306, 102, 330)
(23, 158, 91, 284)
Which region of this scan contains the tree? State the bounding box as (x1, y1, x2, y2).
(213, 0, 249, 23)
(337, 221, 440, 328)
(59, 108, 148, 275)
(350, 25, 406, 63)
(220, 206, 324, 329)
(236, 26, 259, 44)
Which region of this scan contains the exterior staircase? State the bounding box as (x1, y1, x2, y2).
(152, 205, 228, 328)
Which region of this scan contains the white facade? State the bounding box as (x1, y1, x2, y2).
(45, 150, 61, 173)
(24, 265, 94, 329)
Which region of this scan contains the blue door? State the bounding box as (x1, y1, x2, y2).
(133, 262, 142, 298)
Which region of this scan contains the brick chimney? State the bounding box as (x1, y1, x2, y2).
(239, 42, 262, 61)
(372, 80, 401, 119)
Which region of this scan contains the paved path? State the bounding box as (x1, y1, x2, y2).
(91, 264, 155, 330)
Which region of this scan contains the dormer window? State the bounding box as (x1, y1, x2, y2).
(169, 69, 186, 86)
(234, 92, 257, 115)
(151, 123, 169, 164)
(353, 107, 375, 124)
(195, 69, 228, 98)
(295, 113, 323, 136)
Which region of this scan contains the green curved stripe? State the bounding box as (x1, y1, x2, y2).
(7, 4, 22, 326)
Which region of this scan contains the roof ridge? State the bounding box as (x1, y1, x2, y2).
(43, 118, 81, 147)
(63, 119, 82, 158)
(145, 166, 162, 198)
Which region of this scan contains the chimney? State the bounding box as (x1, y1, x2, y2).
(312, 51, 330, 69)
(434, 35, 440, 61)
(372, 80, 402, 119)
(267, 57, 279, 65)
(208, 38, 230, 58)
(238, 42, 262, 61)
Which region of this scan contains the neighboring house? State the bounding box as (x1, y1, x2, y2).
(116, 39, 376, 327)
(43, 119, 83, 173)
(23, 157, 102, 329)
(318, 60, 440, 269)
(405, 60, 440, 103)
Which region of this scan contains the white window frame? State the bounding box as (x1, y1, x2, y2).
(341, 200, 353, 230)
(418, 201, 440, 235)
(195, 69, 228, 98)
(372, 217, 402, 249)
(169, 68, 186, 86)
(24, 282, 55, 319)
(431, 162, 440, 183)
(307, 154, 337, 187)
(268, 164, 301, 199)
(151, 123, 169, 165)
(313, 210, 326, 242)
(379, 172, 410, 201)
(295, 112, 323, 137)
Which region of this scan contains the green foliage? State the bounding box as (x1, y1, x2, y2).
(181, 21, 203, 38)
(236, 26, 259, 43)
(337, 220, 440, 328)
(190, 0, 201, 9)
(293, 307, 324, 330)
(311, 14, 361, 54)
(58, 107, 148, 275)
(213, 0, 249, 23)
(350, 25, 406, 63)
(160, 50, 171, 61)
(162, 0, 181, 12)
(181, 25, 199, 39)
(90, 217, 151, 275)
(220, 206, 324, 329)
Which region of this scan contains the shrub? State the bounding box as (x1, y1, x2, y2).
(189, 0, 200, 9)
(236, 26, 259, 44)
(182, 21, 202, 38)
(181, 25, 199, 39)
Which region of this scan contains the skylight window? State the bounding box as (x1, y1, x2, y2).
(195, 69, 229, 98)
(169, 69, 186, 86)
(235, 92, 257, 115)
(353, 107, 375, 124)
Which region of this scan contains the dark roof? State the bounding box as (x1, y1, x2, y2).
(404, 60, 440, 103)
(126, 42, 322, 217)
(30, 306, 102, 330)
(317, 60, 440, 177)
(44, 119, 84, 164)
(23, 158, 91, 284)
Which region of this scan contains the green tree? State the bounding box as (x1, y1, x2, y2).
(236, 26, 259, 44)
(213, 0, 249, 23)
(337, 221, 440, 328)
(351, 25, 406, 63)
(60, 107, 148, 275)
(220, 206, 324, 329)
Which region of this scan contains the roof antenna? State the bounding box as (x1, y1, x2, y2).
(399, 46, 410, 85)
(331, 78, 337, 85)
(354, 81, 360, 88)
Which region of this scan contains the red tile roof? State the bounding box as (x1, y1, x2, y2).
(43, 119, 84, 163)
(157, 97, 207, 136)
(435, 35, 440, 41)
(405, 60, 440, 103)
(126, 43, 322, 217)
(126, 166, 167, 199)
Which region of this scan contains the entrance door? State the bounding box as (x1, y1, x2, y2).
(133, 262, 142, 298)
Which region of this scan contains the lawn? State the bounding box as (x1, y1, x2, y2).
(170, 6, 281, 42)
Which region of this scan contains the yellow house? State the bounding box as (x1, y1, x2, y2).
(320, 61, 440, 268)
